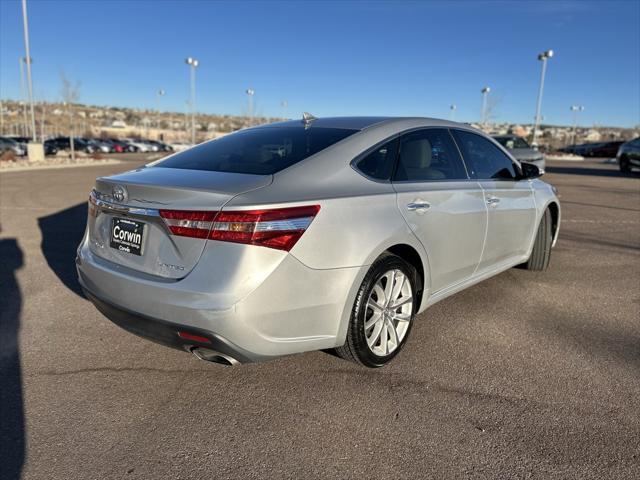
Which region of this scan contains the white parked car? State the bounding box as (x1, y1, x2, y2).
(78, 116, 560, 368)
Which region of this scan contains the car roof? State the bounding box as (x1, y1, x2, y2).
(259, 116, 469, 131)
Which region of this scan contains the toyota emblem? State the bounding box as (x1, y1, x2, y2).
(112, 184, 128, 204)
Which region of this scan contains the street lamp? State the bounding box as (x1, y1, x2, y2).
(449, 104, 457, 121)
(570, 105, 585, 146)
(185, 57, 199, 144)
(532, 49, 554, 146)
(246, 88, 255, 126)
(481, 87, 490, 126)
(156, 89, 165, 136)
(21, 0, 37, 141)
(281, 100, 288, 120)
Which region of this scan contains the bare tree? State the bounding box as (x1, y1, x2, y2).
(60, 72, 81, 160)
(484, 93, 503, 125)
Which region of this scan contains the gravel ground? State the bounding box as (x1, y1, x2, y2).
(0, 159, 638, 480)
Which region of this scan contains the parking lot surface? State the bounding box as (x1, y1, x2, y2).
(1, 159, 639, 480)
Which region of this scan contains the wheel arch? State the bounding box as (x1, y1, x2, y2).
(385, 243, 428, 313)
(546, 201, 560, 246)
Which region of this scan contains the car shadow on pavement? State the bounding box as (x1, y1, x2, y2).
(545, 165, 639, 178)
(38, 202, 87, 297)
(0, 238, 25, 480)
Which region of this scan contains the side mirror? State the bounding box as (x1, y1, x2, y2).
(520, 161, 544, 179)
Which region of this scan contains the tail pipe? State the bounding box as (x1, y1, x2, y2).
(190, 347, 240, 367)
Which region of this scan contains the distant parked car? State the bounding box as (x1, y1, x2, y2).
(125, 139, 152, 152)
(169, 142, 192, 152)
(88, 139, 113, 154)
(140, 140, 161, 152)
(583, 141, 625, 158)
(43, 139, 59, 155)
(50, 136, 96, 153)
(617, 137, 640, 173)
(493, 135, 545, 170)
(0, 137, 27, 156)
(559, 143, 589, 155)
(561, 142, 623, 158)
(108, 139, 134, 153)
(8, 136, 29, 150)
(147, 140, 173, 152)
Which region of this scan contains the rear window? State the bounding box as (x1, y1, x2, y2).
(154, 126, 358, 175)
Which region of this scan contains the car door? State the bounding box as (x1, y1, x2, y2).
(451, 129, 537, 271)
(392, 128, 487, 293)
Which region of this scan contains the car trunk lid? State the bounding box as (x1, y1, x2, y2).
(88, 167, 272, 279)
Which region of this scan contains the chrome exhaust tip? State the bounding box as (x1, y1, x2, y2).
(190, 347, 240, 366)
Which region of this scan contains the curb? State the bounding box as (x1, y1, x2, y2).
(0, 159, 124, 173)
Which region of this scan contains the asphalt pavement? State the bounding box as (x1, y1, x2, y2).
(1, 158, 639, 480)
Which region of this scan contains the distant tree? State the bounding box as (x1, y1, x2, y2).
(60, 72, 81, 160)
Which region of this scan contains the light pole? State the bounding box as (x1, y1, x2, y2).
(185, 57, 198, 144)
(246, 88, 255, 126)
(281, 100, 288, 120)
(532, 49, 554, 146)
(570, 105, 584, 146)
(156, 89, 165, 138)
(21, 0, 37, 141)
(40, 99, 45, 139)
(481, 87, 490, 127)
(449, 104, 457, 121)
(19, 58, 28, 136)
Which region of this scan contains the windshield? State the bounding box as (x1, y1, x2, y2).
(154, 126, 358, 175)
(495, 137, 530, 149)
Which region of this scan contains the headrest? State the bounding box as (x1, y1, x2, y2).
(401, 139, 432, 168)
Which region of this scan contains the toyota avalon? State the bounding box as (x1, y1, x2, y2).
(77, 116, 560, 367)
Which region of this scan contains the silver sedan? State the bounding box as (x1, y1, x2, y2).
(77, 116, 560, 367)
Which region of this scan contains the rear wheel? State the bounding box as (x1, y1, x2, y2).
(524, 208, 553, 271)
(619, 156, 631, 173)
(336, 253, 417, 367)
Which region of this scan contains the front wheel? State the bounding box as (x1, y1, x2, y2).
(524, 208, 553, 271)
(619, 156, 632, 173)
(336, 253, 418, 367)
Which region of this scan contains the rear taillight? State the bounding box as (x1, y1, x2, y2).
(159, 210, 217, 239)
(88, 190, 98, 217)
(159, 205, 320, 251)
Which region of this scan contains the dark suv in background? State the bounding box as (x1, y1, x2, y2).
(617, 137, 640, 173)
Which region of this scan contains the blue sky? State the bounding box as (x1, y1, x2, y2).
(1, 0, 639, 126)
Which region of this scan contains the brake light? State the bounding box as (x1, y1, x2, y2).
(88, 190, 98, 217)
(159, 205, 320, 251)
(159, 210, 217, 239)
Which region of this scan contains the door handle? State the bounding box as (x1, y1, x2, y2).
(486, 196, 500, 207)
(407, 201, 431, 213)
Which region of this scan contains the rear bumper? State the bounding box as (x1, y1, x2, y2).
(77, 237, 367, 360)
(82, 288, 263, 363)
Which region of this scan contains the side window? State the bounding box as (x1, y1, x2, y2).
(452, 130, 518, 180)
(355, 138, 398, 180)
(394, 128, 468, 182)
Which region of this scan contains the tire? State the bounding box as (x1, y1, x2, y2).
(524, 208, 553, 271)
(335, 253, 418, 367)
(619, 156, 631, 173)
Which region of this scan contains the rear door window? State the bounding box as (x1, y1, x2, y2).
(452, 130, 518, 180)
(154, 126, 358, 175)
(354, 138, 398, 180)
(394, 128, 468, 181)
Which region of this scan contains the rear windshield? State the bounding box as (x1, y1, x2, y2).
(154, 126, 358, 175)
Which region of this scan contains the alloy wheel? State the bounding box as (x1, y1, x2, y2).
(364, 269, 413, 356)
